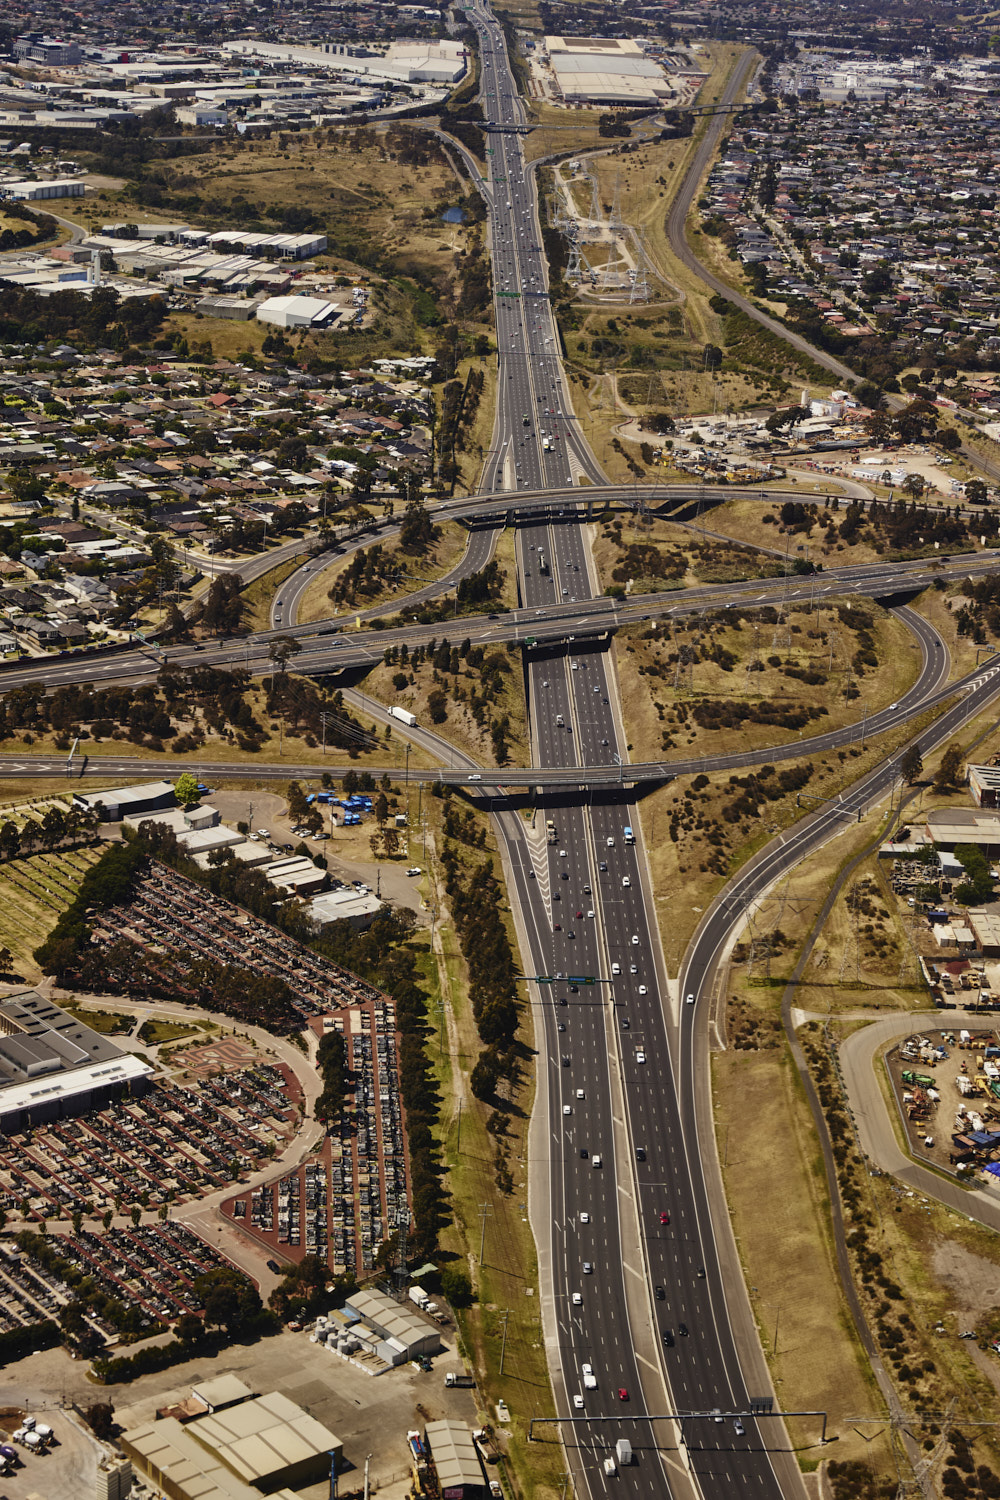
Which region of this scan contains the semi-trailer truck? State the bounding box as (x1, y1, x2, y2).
(389, 705, 417, 727)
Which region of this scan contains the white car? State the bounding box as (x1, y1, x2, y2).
(587, 909, 595, 918)
(631, 934, 639, 945)
(576, 1089, 584, 1099)
(630, 963, 638, 974)
(573, 1394, 584, 1409)
(563, 1105, 572, 1116)
(406, 866, 422, 876)
(636, 1051, 646, 1064)
(638, 985, 647, 996)
(572, 1291, 582, 1306)
(686, 992, 695, 1005)
(622, 876, 631, 888)
(580, 1211, 590, 1223)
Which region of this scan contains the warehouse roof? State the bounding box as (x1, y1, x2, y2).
(123, 1416, 300, 1500)
(345, 1287, 440, 1354)
(191, 1390, 342, 1484)
(424, 1419, 485, 1492)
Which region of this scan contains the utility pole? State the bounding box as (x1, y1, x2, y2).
(478, 1201, 492, 1264)
(499, 1308, 511, 1375)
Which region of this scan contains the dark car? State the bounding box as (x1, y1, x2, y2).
(662, 1328, 674, 1346)
(580, 1147, 588, 1159)
(655, 1285, 665, 1301)
(636, 1146, 646, 1161)
(266, 1259, 283, 1274)
(621, 1017, 630, 1030)
(678, 1322, 688, 1337)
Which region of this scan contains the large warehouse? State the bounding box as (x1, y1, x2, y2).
(545, 36, 676, 106)
(0, 990, 152, 1133)
(123, 1387, 343, 1499)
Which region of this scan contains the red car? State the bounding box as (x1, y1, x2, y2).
(660, 1211, 670, 1225)
(618, 1388, 629, 1402)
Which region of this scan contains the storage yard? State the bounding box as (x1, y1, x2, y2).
(885, 1026, 1000, 1181)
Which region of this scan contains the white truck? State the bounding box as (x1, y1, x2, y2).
(408, 1284, 429, 1309)
(615, 1438, 632, 1466)
(581, 1363, 597, 1390)
(389, 705, 417, 727)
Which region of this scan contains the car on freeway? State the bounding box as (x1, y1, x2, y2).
(583, 1262, 593, 1275)
(580, 1211, 590, 1223)
(623, 876, 631, 888)
(655, 1285, 665, 1301)
(635, 1145, 645, 1160)
(662, 1328, 674, 1346)
(573, 1394, 584, 1409)
(678, 1322, 688, 1336)
(638, 985, 647, 995)
(686, 992, 695, 1004)
(659, 1211, 670, 1225)
(580, 1147, 588, 1159)
(734, 1419, 745, 1436)
(631, 934, 639, 944)
(599, 861, 608, 872)
(576, 1088, 585, 1099)
(618, 1388, 629, 1402)
(621, 1017, 630, 1030)
(562, 1104, 572, 1115)
(697, 1267, 706, 1278)
(636, 1050, 646, 1064)
(592, 1154, 602, 1167)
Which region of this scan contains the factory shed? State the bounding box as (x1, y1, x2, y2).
(345, 1286, 440, 1358)
(423, 1419, 487, 1499)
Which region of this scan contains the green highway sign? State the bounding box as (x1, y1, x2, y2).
(568, 977, 595, 984)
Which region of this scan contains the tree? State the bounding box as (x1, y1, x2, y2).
(965, 479, 989, 505)
(0, 821, 20, 861)
(268, 635, 301, 675)
(900, 744, 923, 784)
(937, 428, 962, 452)
(175, 1312, 204, 1345)
(0, 946, 13, 976)
(286, 780, 309, 824)
(902, 472, 925, 501)
(83, 1404, 115, 1440)
(174, 773, 201, 807)
(933, 745, 964, 792)
(439, 1266, 474, 1308)
(398, 498, 436, 555)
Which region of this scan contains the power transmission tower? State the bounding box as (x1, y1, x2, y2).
(629, 226, 651, 304)
(609, 168, 624, 232)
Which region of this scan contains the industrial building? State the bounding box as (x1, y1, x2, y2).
(0, 990, 152, 1133)
(422, 1420, 488, 1500)
(345, 1286, 440, 1362)
(256, 294, 339, 329)
(73, 778, 177, 822)
(4, 179, 85, 200)
(968, 764, 1000, 807)
(924, 807, 1000, 854)
(123, 1386, 342, 1499)
(307, 885, 383, 930)
(544, 36, 676, 107)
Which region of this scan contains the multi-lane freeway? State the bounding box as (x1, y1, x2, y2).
(466, 4, 800, 1496)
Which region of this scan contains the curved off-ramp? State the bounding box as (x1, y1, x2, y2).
(838, 1009, 1000, 1234)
